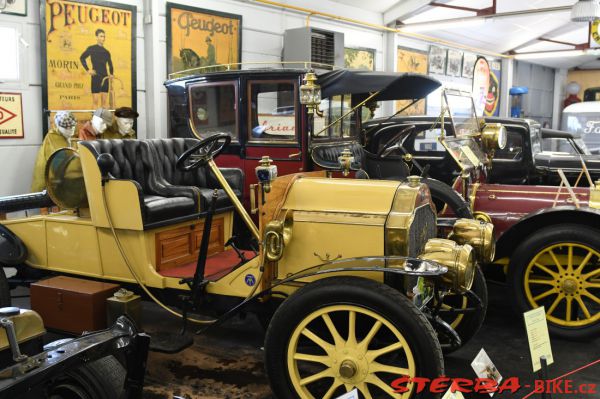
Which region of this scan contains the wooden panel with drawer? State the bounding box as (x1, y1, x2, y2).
(155, 218, 224, 271)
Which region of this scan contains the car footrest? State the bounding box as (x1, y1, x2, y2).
(149, 331, 193, 354)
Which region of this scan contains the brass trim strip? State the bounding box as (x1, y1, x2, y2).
(486, 189, 588, 196)
(293, 210, 387, 226)
(469, 182, 480, 213)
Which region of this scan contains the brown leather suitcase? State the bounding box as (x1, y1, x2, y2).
(30, 276, 120, 334)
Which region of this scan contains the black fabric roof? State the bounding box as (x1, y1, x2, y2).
(317, 69, 442, 101)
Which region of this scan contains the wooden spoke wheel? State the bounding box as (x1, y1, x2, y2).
(509, 224, 600, 340)
(265, 277, 444, 399)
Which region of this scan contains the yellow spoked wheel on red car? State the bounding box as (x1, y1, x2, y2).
(509, 224, 600, 340)
(264, 277, 444, 399)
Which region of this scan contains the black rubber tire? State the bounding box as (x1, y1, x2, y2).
(508, 224, 600, 340)
(0, 267, 11, 307)
(47, 355, 125, 398)
(439, 266, 488, 354)
(422, 177, 473, 219)
(265, 276, 444, 399)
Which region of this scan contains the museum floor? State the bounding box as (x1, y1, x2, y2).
(14, 280, 600, 399)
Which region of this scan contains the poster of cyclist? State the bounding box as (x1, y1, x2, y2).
(41, 0, 136, 133)
(167, 3, 242, 76)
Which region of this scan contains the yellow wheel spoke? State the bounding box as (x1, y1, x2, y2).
(293, 352, 331, 366)
(567, 245, 574, 273)
(370, 362, 410, 376)
(548, 250, 564, 271)
(302, 328, 334, 354)
(576, 251, 593, 273)
(322, 380, 342, 399)
(583, 268, 600, 281)
(566, 297, 573, 322)
(584, 281, 600, 289)
(529, 279, 555, 286)
(300, 369, 332, 386)
(582, 290, 600, 306)
(575, 296, 592, 320)
(322, 314, 344, 347)
(347, 310, 357, 346)
(533, 288, 559, 302)
(546, 294, 564, 316)
(532, 263, 558, 278)
(344, 383, 354, 393)
(366, 373, 399, 397)
(357, 382, 373, 399)
(358, 320, 382, 352)
(366, 341, 404, 362)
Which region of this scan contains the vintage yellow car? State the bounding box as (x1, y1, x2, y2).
(0, 131, 494, 398)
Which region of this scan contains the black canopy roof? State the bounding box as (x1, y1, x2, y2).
(317, 69, 442, 101)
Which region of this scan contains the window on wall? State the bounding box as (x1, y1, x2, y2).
(188, 82, 238, 141)
(248, 80, 297, 142)
(0, 26, 19, 81)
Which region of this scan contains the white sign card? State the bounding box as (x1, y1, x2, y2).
(524, 306, 554, 372)
(471, 348, 503, 397)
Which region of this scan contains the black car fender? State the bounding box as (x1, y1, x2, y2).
(495, 205, 600, 259)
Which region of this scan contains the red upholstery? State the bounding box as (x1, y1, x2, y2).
(159, 249, 257, 281)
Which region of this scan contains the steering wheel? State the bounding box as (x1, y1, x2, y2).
(176, 133, 231, 171)
(377, 125, 416, 158)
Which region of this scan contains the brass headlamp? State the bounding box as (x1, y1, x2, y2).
(481, 123, 507, 152)
(419, 238, 475, 292)
(337, 148, 354, 177)
(299, 70, 322, 114)
(449, 218, 495, 264)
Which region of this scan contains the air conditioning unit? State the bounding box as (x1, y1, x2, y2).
(283, 27, 344, 70)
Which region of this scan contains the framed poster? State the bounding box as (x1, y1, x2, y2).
(462, 53, 477, 78)
(485, 60, 502, 117)
(1, 0, 27, 16)
(41, 0, 136, 134)
(344, 47, 375, 71)
(396, 47, 428, 115)
(472, 57, 491, 117)
(0, 93, 24, 139)
(428, 45, 447, 75)
(446, 49, 463, 77)
(167, 3, 242, 77)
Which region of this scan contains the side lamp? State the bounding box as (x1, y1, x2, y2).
(300, 70, 322, 114)
(255, 156, 278, 193)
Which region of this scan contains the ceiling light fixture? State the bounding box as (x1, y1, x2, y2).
(570, 0, 600, 22)
(514, 49, 600, 59)
(399, 17, 485, 33)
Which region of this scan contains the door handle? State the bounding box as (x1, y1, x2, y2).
(288, 151, 302, 159)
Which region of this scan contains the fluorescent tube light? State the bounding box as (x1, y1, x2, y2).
(570, 0, 600, 22)
(514, 49, 600, 59)
(399, 18, 485, 33)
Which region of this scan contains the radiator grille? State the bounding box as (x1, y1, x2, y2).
(408, 204, 436, 257)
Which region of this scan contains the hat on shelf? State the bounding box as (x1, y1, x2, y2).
(54, 111, 77, 129)
(114, 107, 139, 119)
(94, 108, 113, 125)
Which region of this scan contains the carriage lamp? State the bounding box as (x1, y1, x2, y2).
(338, 148, 354, 176)
(255, 156, 278, 193)
(300, 70, 321, 114)
(449, 218, 496, 264)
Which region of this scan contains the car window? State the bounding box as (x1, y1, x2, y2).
(412, 128, 445, 153)
(313, 95, 358, 140)
(248, 80, 297, 142)
(189, 82, 238, 141)
(542, 138, 578, 154)
(495, 130, 523, 160)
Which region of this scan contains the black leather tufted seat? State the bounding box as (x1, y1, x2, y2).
(80, 140, 202, 228)
(311, 141, 409, 180)
(147, 138, 244, 210)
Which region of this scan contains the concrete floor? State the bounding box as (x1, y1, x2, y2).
(13, 281, 600, 399)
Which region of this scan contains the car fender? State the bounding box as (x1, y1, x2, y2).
(0, 224, 27, 266)
(495, 205, 600, 259)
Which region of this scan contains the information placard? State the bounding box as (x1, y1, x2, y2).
(0, 93, 24, 139)
(524, 306, 554, 372)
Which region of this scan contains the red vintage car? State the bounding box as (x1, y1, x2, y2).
(356, 90, 600, 340)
